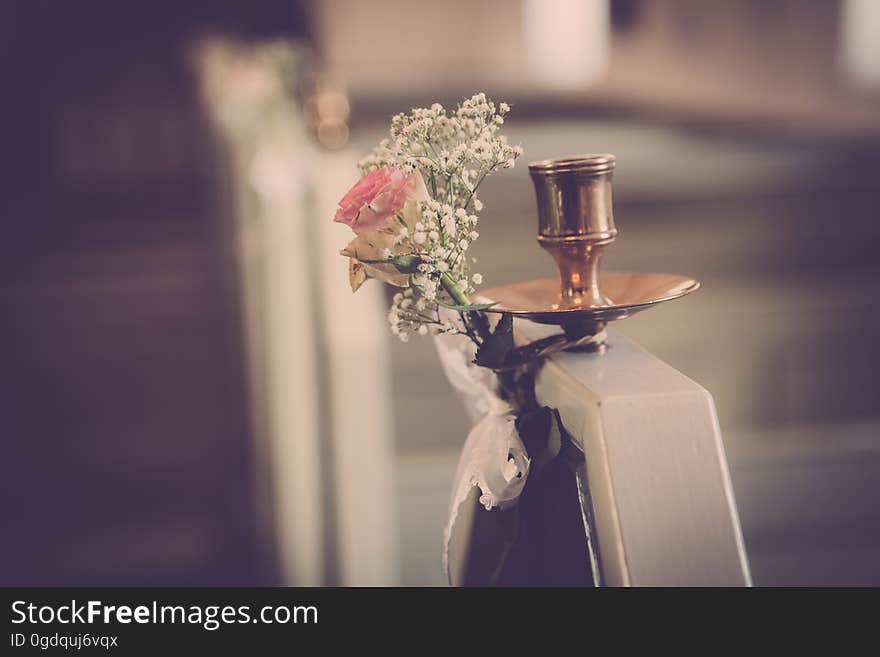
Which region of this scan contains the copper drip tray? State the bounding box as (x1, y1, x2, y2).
(479, 272, 700, 325)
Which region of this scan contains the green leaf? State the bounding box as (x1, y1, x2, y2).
(390, 254, 421, 273)
(434, 300, 498, 312)
(473, 312, 514, 369)
(353, 254, 422, 274)
(494, 311, 513, 338)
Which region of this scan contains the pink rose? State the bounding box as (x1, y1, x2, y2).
(333, 167, 429, 234)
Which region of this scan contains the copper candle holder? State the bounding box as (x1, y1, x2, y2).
(532, 154, 617, 310)
(480, 154, 699, 349)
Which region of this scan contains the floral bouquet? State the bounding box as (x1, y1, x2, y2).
(331, 94, 595, 586)
(333, 93, 520, 332)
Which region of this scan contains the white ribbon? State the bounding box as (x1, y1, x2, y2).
(434, 331, 530, 584)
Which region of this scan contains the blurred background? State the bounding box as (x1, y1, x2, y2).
(2, 0, 879, 586)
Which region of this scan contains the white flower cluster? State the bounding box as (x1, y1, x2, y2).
(359, 93, 523, 212)
(363, 94, 522, 341)
(410, 199, 480, 300)
(387, 288, 458, 342)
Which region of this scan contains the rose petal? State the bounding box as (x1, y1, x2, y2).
(349, 259, 367, 292)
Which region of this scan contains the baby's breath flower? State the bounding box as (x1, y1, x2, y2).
(359, 92, 522, 214)
(358, 93, 521, 340)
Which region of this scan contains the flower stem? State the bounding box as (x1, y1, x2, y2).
(439, 272, 491, 342)
(440, 271, 469, 306)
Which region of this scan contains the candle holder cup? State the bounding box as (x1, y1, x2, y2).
(479, 154, 699, 351)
